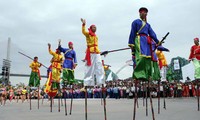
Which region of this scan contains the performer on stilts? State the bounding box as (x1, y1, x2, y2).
(156, 49, 168, 112)
(156, 50, 168, 82)
(81, 18, 106, 120)
(188, 37, 200, 111)
(48, 43, 63, 91)
(45, 43, 63, 112)
(29, 56, 42, 110)
(128, 7, 162, 120)
(58, 40, 77, 115)
(29, 57, 42, 87)
(152, 41, 169, 114)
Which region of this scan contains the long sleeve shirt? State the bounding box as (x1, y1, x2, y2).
(58, 45, 77, 69)
(29, 61, 41, 72)
(82, 25, 100, 53)
(189, 45, 200, 60)
(49, 49, 63, 69)
(128, 19, 159, 47)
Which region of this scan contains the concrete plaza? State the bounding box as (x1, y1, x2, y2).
(0, 97, 199, 120)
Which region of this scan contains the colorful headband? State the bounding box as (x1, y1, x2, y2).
(194, 37, 199, 42)
(68, 41, 73, 45)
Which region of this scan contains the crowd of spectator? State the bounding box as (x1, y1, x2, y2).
(1, 79, 200, 106)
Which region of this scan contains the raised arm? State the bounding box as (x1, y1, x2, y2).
(58, 39, 61, 46)
(58, 39, 66, 53)
(81, 18, 89, 36)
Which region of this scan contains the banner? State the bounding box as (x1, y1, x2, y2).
(173, 59, 180, 70)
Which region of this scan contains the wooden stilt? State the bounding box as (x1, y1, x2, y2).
(70, 84, 74, 115)
(143, 82, 145, 107)
(146, 81, 148, 116)
(64, 91, 67, 115)
(30, 88, 32, 110)
(38, 86, 40, 109)
(163, 83, 166, 110)
(137, 97, 139, 108)
(158, 80, 161, 114)
(197, 81, 199, 111)
(101, 88, 103, 105)
(102, 84, 107, 120)
(133, 79, 138, 120)
(42, 94, 44, 105)
(50, 97, 52, 112)
(85, 86, 88, 120)
(148, 79, 155, 120)
(61, 97, 63, 106)
(58, 93, 60, 112)
(58, 84, 61, 112)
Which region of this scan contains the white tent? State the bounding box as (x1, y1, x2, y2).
(181, 62, 194, 82)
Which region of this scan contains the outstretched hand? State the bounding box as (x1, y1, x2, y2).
(81, 18, 86, 24)
(40, 64, 43, 67)
(159, 40, 165, 45)
(58, 39, 61, 46)
(73, 64, 77, 69)
(100, 51, 108, 56)
(48, 43, 51, 48)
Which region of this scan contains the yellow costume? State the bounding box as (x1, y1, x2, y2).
(82, 24, 105, 86)
(49, 49, 63, 83)
(156, 50, 167, 81)
(156, 50, 167, 67)
(29, 61, 41, 87)
(82, 25, 100, 54)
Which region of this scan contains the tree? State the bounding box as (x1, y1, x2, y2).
(167, 56, 189, 82)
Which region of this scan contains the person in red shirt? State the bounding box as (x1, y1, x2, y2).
(189, 37, 200, 80)
(192, 83, 196, 97)
(185, 84, 190, 97)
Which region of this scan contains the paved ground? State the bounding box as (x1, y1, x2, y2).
(0, 97, 200, 120)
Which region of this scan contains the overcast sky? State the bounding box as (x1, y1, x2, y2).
(0, 0, 200, 86)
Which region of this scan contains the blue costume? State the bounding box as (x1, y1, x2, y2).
(128, 18, 160, 80)
(128, 19, 159, 57)
(58, 46, 77, 70)
(58, 45, 77, 84)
